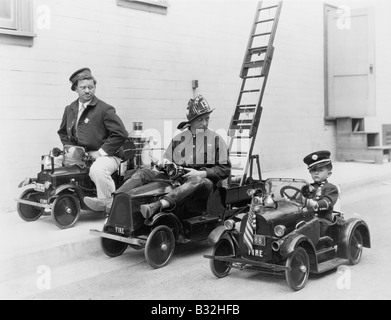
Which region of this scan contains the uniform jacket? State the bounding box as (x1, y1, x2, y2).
(57, 96, 128, 157)
(163, 128, 231, 184)
(308, 180, 339, 220)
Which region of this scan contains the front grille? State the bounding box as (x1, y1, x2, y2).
(108, 193, 132, 230)
(240, 213, 273, 262)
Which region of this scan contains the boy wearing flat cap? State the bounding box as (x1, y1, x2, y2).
(84, 94, 231, 217)
(302, 150, 339, 221)
(58, 68, 128, 205)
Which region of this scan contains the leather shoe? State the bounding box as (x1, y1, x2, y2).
(140, 201, 162, 219)
(84, 197, 113, 212)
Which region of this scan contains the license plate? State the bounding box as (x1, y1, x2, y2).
(253, 234, 266, 246)
(34, 183, 46, 192)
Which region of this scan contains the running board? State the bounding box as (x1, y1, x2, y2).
(312, 258, 350, 274)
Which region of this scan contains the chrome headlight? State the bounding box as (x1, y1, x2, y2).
(274, 225, 286, 237)
(224, 219, 236, 231)
(252, 196, 262, 205)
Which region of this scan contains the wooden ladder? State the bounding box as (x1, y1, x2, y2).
(228, 1, 283, 186)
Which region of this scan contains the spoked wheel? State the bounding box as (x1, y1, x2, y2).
(51, 194, 80, 229)
(101, 237, 128, 257)
(145, 225, 175, 269)
(285, 247, 310, 291)
(348, 228, 363, 265)
(210, 238, 235, 278)
(17, 188, 44, 222)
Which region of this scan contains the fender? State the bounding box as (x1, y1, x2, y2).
(207, 225, 227, 246)
(337, 218, 371, 258)
(280, 233, 316, 258)
(53, 184, 82, 200)
(146, 212, 184, 242)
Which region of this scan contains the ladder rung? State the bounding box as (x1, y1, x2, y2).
(240, 89, 260, 93)
(232, 119, 253, 124)
(256, 18, 275, 24)
(231, 136, 252, 139)
(229, 152, 248, 157)
(243, 75, 263, 79)
(237, 106, 256, 113)
(238, 104, 256, 108)
(253, 32, 271, 38)
(230, 125, 251, 130)
(231, 167, 245, 171)
(243, 60, 264, 69)
(249, 46, 268, 54)
(259, 5, 279, 11)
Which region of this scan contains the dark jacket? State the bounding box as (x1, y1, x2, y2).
(308, 180, 339, 221)
(57, 96, 128, 156)
(163, 128, 231, 184)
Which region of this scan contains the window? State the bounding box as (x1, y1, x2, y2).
(0, 0, 17, 29)
(117, 0, 168, 15)
(0, 0, 36, 46)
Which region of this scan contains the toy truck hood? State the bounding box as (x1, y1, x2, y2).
(256, 201, 306, 234)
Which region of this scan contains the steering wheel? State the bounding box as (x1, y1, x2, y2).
(280, 186, 303, 202)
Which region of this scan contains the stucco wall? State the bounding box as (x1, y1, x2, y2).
(0, 0, 338, 212)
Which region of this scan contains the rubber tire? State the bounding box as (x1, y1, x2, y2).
(285, 247, 310, 291)
(51, 194, 80, 229)
(210, 238, 235, 278)
(145, 225, 175, 269)
(17, 188, 44, 222)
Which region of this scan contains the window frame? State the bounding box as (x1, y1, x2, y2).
(0, 0, 36, 46)
(0, 0, 17, 30)
(117, 0, 168, 15)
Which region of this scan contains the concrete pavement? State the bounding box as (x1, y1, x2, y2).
(1, 161, 391, 298)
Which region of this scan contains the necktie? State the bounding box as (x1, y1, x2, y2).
(75, 103, 85, 137)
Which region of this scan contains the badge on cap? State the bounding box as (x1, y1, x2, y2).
(312, 155, 318, 161)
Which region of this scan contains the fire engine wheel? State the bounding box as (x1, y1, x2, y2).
(145, 225, 175, 269)
(17, 188, 44, 222)
(347, 228, 363, 265)
(210, 238, 234, 278)
(101, 237, 128, 258)
(285, 247, 310, 291)
(51, 194, 80, 229)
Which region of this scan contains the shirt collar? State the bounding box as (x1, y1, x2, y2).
(79, 99, 92, 108)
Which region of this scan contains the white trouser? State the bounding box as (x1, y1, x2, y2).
(89, 156, 121, 199)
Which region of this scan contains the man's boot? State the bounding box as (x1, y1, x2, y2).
(140, 201, 162, 219)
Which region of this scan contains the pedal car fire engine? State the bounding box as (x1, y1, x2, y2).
(204, 178, 371, 291)
(90, 161, 263, 269)
(16, 141, 135, 229)
(90, 1, 285, 269)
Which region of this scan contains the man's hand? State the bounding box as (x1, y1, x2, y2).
(89, 151, 102, 160)
(183, 168, 207, 179)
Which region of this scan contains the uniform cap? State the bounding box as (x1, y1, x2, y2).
(303, 150, 332, 170)
(69, 67, 93, 91)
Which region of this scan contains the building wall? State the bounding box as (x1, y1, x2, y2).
(0, 0, 339, 212)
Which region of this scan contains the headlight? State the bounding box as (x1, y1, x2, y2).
(252, 196, 262, 205)
(274, 225, 286, 237)
(224, 219, 236, 231)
